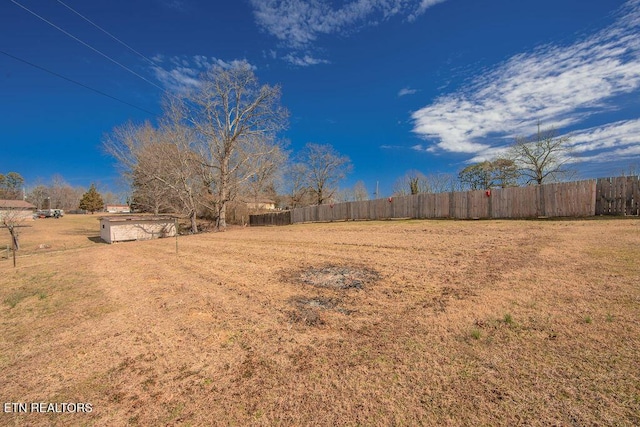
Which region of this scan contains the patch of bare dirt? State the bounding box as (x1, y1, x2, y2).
(287, 296, 352, 326)
(294, 265, 380, 289)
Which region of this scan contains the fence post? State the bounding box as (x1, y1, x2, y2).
(449, 191, 455, 218)
(488, 189, 493, 218)
(590, 180, 597, 216)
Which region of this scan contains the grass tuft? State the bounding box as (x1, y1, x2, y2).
(4, 288, 39, 308)
(503, 313, 514, 325)
(470, 328, 482, 340)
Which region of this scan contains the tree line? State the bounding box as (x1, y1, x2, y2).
(0, 171, 119, 213)
(392, 124, 577, 196)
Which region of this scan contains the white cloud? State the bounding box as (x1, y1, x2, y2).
(263, 50, 278, 60)
(251, 0, 447, 64)
(408, 0, 447, 22)
(398, 87, 418, 97)
(153, 66, 200, 92)
(466, 146, 511, 164)
(283, 53, 330, 67)
(411, 0, 640, 160)
(151, 56, 256, 92)
(569, 119, 640, 161)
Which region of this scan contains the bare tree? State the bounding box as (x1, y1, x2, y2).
(298, 143, 352, 205)
(26, 184, 49, 210)
(155, 116, 207, 233)
(47, 175, 84, 211)
(130, 167, 171, 215)
(334, 181, 369, 203)
(177, 63, 288, 228)
(100, 191, 120, 207)
(426, 173, 460, 193)
(103, 120, 204, 233)
(620, 162, 640, 177)
(241, 138, 288, 204)
(1, 208, 26, 267)
(104, 64, 287, 228)
(353, 180, 369, 201)
(334, 187, 355, 203)
(510, 124, 574, 185)
(48, 174, 67, 209)
(104, 121, 165, 214)
(284, 162, 312, 208)
(393, 170, 430, 196)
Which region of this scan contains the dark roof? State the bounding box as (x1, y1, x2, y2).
(0, 200, 36, 209)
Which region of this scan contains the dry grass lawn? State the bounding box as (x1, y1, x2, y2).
(1, 214, 639, 426)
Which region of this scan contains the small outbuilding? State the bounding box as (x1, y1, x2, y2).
(99, 216, 176, 244)
(104, 204, 131, 213)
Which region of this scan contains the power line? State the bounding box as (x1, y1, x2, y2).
(10, 0, 167, 94)
(0, 49, 158, 115)
(55, 0, 158, 68)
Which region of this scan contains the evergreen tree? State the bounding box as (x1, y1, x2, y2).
(79, 184, 104, 214)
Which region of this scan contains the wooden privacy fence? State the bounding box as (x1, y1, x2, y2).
(249, 210, 292, 226)
(595, 176, 640, 215)
(249, 176, 639, 225)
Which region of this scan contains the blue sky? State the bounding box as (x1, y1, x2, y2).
(2, 0, 639, 197)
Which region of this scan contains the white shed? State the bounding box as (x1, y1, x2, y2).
(99, 216, 176, 244)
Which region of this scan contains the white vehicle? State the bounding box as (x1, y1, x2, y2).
(37, 209, 65, 218)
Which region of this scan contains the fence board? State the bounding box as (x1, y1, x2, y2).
(632, 176, 640, 215)
(436, 193, 450, 218)
(468, 190, 490, 218)
(596, 178, 610, 215)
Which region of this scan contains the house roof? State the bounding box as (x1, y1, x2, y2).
(0, 200, 36, 209)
